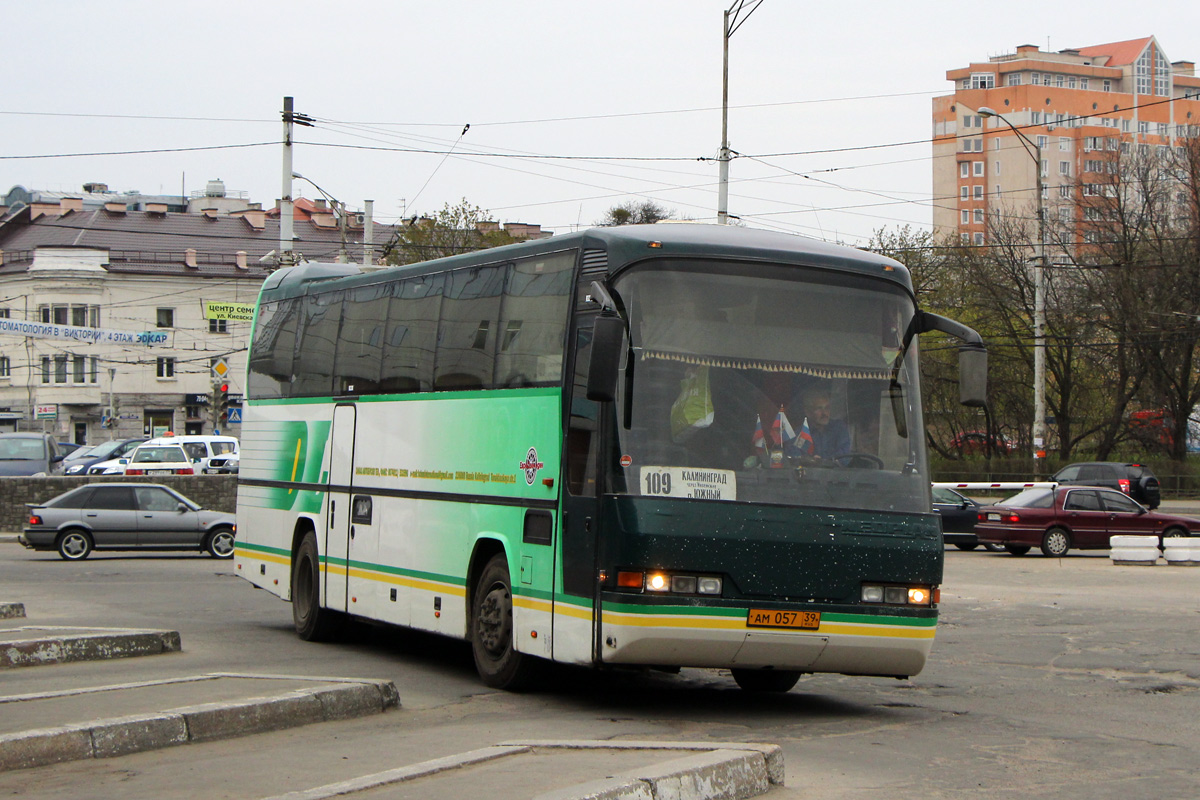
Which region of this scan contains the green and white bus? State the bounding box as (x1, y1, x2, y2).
(234, 223, 985, 692)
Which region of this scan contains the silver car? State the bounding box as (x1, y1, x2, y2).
(20, 483, 236, 560)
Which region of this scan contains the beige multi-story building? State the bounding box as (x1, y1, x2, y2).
(933, 37, 1200, 249)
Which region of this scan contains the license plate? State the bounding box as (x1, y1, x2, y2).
(987, 513, 1001, 521)
(747, 609, 821, 630)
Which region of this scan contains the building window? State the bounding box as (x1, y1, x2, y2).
(961, 209, 970, 224)
(1155, 50, 1171, 97)
(970, 73, 995, 89)
(1157, 123, 1168, 137)
(1007, 73, 1023, 86)
(1138, 121, 1149, 135)
(1059, 161, 1072, 177)
(1136, 51, 1151, 95)
(995, 183, 1001, 197)
(1055, 74, 1065, 87)
(0, 357, 9, 378)
(1036, 135, 1048, 149)
(55, 355, 68, 384)
(1059, 137, 1071, 151)
(1059, 185, 1072, 198)
(973, 208, 984, 223)
(961, 233, 971, 244)
(974, 232, 985, 245)
(40, 357, 49, 384)
(1103, 79, 1112, 92)
(960, 186, 969, 200)
(973, 185, 984, 200)
(1040, 159, 1048, 178)
(209, 319, 228, 334)
(0, 309, 9, 319)
(39, 304, 99, 327)
(1031, 111, 1042, 125)
(1080, 78, 1089, 90)
(960, 162, 970, 178)
(73, 356, 85, 383)
(994, 161, 1001, 175)
(157, 308, 175, 328)
(1032, 73, 1041, 86)
(156, 357, 175, 379)
(1068, 76, 1077, 90)
(973, 161, 985, 176)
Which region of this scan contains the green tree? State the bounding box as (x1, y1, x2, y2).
(598, 200, 675, 226)
(383, 199, 516, 266)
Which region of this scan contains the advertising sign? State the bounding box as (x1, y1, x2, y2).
(0, 319, 169, 347)
(203, 302, 255, 321)
(35, 404, 58, 420)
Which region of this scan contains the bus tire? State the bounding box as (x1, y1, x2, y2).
(731, 668, 802, 693)
(471, 553, 536, 690)
(292, 532, 338, 642)
(1041, 527, 1071, 557)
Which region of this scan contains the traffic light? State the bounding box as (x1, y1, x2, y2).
(219, 382, 230, 423)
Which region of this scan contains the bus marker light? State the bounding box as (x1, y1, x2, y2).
(543, 478, 554, 488)
(884, 587, 906, 604)
(862, 585, 884, 603)
(933, 588, 941, 604)
(648, 241, 663, 248)
(671, 575, 697, 594)
(617, 571, 644, 589)
(647, 573, 669, 591)
(531, 630, 537, 638)
(908, 587, 930, 605)
(697, 577, 722, 595)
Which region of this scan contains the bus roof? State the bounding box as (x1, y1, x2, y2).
(259, 223, 912, 299)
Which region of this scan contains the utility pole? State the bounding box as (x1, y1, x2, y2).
(280, 97, 296, 268)
(278, 97, 314, 269)
(363, 199, 375, 267)
(717, 1, 764, 225)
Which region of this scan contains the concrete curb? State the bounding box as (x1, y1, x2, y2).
(0, 675, 399, 772)
(257, 740, 783, 800)
(0, 603, 24, 620)
(0, 627, 181, 668)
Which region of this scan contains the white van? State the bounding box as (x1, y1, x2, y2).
(136, 435, 239, 474)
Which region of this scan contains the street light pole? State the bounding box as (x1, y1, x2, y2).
(979, 106, 1047, 460)
(292, 172, 349, 263)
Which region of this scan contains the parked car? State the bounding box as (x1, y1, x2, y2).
(0, 432, 66, 476)
(57, 441, 85, 458)
(204, 452, 239, 474)
(1053, 462, 1161, 509)
(933, 486, 996, 550)
(19, 483, 236, 560)
(64, 438, 148, 475)
(141, 435, 239, 474)
(121, 443, 197, 476)
(975, 485, 1196, 557)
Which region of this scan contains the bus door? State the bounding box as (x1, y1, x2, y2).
(324, 403, 356, 613)
(555, 323, 604, 664)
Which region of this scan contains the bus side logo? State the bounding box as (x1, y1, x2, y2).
(520, 447, 544, 485)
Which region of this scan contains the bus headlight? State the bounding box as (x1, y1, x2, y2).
(615, 570, 722, 596)
(861, 583, 936, 606)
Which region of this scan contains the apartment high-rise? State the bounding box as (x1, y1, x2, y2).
(933, 37, 1200, 249)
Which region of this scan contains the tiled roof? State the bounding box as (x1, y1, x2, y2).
(1076, 37, 1153, 67)
(0, 206, 396, 278)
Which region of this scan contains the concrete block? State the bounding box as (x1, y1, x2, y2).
(313, 682, 389, 720)
(0, 603, 25, 619)
(177, 692, 325, 741)
(1163, 537, 1200, 565)
(1110, 535, 1160, 565)
(0, 725, 94, 772)
(90, 713, 188, 758)
(623, 750, 768, 800)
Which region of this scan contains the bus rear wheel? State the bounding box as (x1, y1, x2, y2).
(471, 553, 536, 690)
(731, 668, 802, 693)
(292, 532, 339, 642)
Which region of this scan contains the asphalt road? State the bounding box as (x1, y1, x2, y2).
(1, 543, 1197, 799)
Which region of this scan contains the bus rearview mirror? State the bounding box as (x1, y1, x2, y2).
(959, 345, 987, 407)
(586, 314, 624, 403)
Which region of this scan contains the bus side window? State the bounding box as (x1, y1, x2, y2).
(567, 327, 598, 496)
(434, 266, 505, 391)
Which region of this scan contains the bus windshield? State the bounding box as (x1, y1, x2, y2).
(610, 260, 928, 514)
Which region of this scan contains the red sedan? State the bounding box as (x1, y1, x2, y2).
(975, 486, 1198, 557)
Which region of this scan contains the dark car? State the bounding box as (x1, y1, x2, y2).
(1053, 462, 1160, 509)
(975, 485, 1196, 557)
(19, 483, 236, 561)
(63, 438, 148, 475)
(933, 486, 1003, 551)
(0, 432, 65, 476)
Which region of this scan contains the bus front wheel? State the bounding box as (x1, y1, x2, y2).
(471, 553, 536, 690)
(731, 668, 802, 693)
(292, 532, 339, 642)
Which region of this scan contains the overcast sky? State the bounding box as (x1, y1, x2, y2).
(1, 2, 1194, 247)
